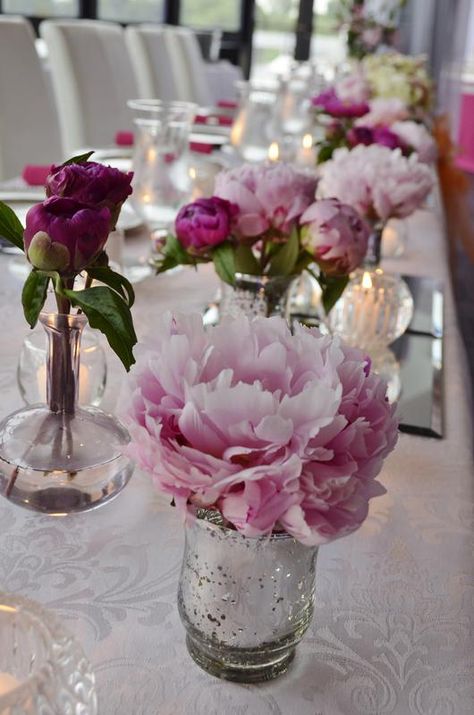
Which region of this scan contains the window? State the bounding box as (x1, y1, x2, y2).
(97, 0, 164, 23)
(180, 0, 241, 31)
(3, 0, 78, 14)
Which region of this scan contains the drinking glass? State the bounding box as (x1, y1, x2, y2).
(128, 99, 197, 235)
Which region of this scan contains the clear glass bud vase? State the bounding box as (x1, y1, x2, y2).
(0, 312, 134, 514)
(219, 273, 293, 321)
(178, 510, 318, 683)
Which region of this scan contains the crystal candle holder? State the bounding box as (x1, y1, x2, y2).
(325, 268, 414, 354)
(0, 592, 97, 714)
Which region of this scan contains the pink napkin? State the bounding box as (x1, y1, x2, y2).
(115, 131, 134, 147)
(190, 142, 213, 154)
(22, 165, 52, 186)
(217, 100, 238, 109)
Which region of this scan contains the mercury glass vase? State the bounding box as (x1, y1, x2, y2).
(0, 591, 97, 714)
(219, 273, 293, 321)
(0, 312, 134, 514)
(177, 510, 318, 683)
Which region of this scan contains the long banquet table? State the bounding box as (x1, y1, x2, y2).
(0, 198, 473, 714)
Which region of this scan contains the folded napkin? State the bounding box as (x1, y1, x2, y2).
(22, 165, 52, 186)
(195, 114, 233, 127)
(217, 100, 238, 109)
(115, 131, 134, 147)
(190, 142, 213, 154)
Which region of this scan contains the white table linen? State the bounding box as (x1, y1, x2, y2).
(0, 202, 473, 714)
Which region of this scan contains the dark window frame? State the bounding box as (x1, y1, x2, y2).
(0, 0, 315, 77)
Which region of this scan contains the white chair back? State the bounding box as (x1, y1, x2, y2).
(40, 19, 139, 154)
(0, 16, 62, 180)
(173, 27, 214, 106)
(125, 25, 187, 101)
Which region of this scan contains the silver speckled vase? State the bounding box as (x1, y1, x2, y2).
(177, 510, 318, 683)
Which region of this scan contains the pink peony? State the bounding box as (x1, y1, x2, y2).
(355, 97, 409, 127)
(121, 313, 398, 546)
(300, 198, 370, 276)
(317, 144, 435, 222)
(214, 163, 317, 238)
(390, 120, 437, 163)
(335, 71, 371, 105)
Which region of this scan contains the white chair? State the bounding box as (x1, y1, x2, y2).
(0, 16, 62, 180)
(173, 27, 214, 106)
(40, 19, 139, 155)
(125, 24, 188, 101)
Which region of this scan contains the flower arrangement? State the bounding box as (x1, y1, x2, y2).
(363, 52, 434, 117)
(313, 75, 436, 164)
(0, 152, 137, 369)
(122, 313, 398, 546)
(156, 162, 370, 312)
(317, 144, 435, 224)
(337, 0, 407, 59)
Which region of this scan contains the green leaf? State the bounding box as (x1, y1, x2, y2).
(267, 226, 299, 276)
(63, 286, 137, 371)
(317, 143, 336, 164)
(293, 250, 315, 275)
(321, 274, 349, 315)
(22, 270, 50, 327)
(212, 241, 235, 285)
(60, 150, 94, 166)
(234, 244, 260, 275)
(86, 265, 135, 307)
(0, 201, 24, 251)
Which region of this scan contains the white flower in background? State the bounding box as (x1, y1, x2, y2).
(363, 0, 404, 27)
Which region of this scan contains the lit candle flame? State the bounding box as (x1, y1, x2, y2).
(302, 133, 313, 149)
(188, 166, 197, 180)
(147, 147, 157, 162)
(268, 142, 279, 162)
(362, 271, 373, 290)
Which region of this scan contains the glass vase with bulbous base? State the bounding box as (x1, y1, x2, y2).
(0, 312, 134, 514)
(178, 510, 318, 683)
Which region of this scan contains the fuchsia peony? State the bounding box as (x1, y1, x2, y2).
(312, 88, 370, 119)
(317, 144, 435, 222)
(24, 197, 111, 274)
(214, 163, 317, 238)
(46, 161, 133, 229)
(300, 198, 370, 276)
(347, 125, 409, 153)
(175, 197, 237, 253)
(122, 313, 398, 546)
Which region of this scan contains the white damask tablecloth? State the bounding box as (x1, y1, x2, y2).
(0, 202, 473, 715)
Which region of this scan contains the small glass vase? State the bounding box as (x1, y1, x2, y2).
(0, 312, 134, 514)
(177, 510, 318, 683)
(219, 273, 293, 321)
(17, 324, 106, 408)
(0, 591, 97, 714)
